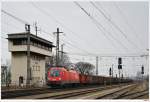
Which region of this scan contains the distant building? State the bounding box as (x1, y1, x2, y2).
(7, 32, 55, 87)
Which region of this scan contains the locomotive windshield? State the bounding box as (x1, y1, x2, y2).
(50, 69, 60, 77)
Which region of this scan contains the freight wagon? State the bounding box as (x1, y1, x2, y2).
(47, 67, 132, 87)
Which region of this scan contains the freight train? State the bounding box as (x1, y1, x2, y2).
(47, 67, 132, 87)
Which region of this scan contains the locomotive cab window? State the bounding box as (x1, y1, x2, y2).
(50, 69, 60, 77)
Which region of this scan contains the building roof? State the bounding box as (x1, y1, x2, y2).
(7, 32, 55, 47)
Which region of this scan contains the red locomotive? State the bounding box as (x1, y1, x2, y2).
(47, 67, 79, 87)
(47, 67, 132, 87)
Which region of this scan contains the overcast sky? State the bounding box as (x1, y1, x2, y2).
(1, 1, 149, 77)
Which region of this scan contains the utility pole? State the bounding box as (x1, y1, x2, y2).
(25, 24, 31, 85)
(53, 28, 63, 66)
(96, 56, 98, 75)
(59, 44, 65, 66)
(34, 22, 40, 36)
(35, 22, 38, 36)
(121, 74, 123, 79)
(61, 44, 64, 60)
(112, 64, 114, 77)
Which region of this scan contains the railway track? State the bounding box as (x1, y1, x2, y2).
(37, 84, 134, 99)
(95, 82, 148, 99)
(42, 86, 114, 99)
(117, 82, 149, 99)
(4, 83, 146, 99)
(48, 83, 148, 99)
(2, 84, 116, 99)
(119, 90, 149, 99)
(11, 84, 129, 99)
(68, 83, 147, 99)
(96, 84, 138, 99)
(2, 87, 53, 99)
(75, 84, 137, 99)
(2, 86, 84, 99)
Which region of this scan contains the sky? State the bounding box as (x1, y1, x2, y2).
(1, 1, 149, 77)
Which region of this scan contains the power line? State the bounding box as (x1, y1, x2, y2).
(30, 2, 94, 55)
(2, 16, 54, 42)
(2, 9, 28, 24)
(92, 12, 128, 51)
(30, 2, 98, 50)
(90, 2, 140, 50)
(2, 9, 55, 40)
(2, 21, 24, 31)
(2, 8, 92, 55)
(74, 2, 119, 50)
(90, 3, 129, 51)
(91, 17, 119, 49)
(113, 2, 143, 47)
(97, 2, 111, 20)
(66, 52, 146, 57)
(63, 39, 93, 55)
(60, 36, 95, 55)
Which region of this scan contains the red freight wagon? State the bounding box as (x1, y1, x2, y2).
(79, 75, 90, 84)
(99, 76, 105, 84)
(86, 75, 92, 84)
(84, 75, 88, 84)
(79, 74, 86, 84)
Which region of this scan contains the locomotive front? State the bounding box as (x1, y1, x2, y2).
(47, 67, 62, 86)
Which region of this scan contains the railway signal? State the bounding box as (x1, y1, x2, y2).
(141, 65, 144, 74)
(141, 65, 144, 82)
(118, 64, 122, 69)
(118, 57, 122, 64)
(109, 67, 112, 86)
(109, 67, 112, 76)
(118, 57, 122, 85)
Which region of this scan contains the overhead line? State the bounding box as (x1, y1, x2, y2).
(74, 1, 119, 50)
(113, 2, 143, 47)
(31, 2, 95, 55)
(66, 52, 146, 57)
(3, 21, 24, 31)
(62, 39, 93, 55)
(90, 2, 140, 49)
(2, 9, 29, 24)
(91, 12, 128, 50)
(89, 3, 129, 50)
(30, 2, 96, 48)
(2, 9, 92, 55)
(2, 9, 54, 39)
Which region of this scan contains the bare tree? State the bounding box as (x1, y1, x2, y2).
(2, 59, 11, 87)
(75, 62, 95, 75)
(59, 53, 71, 68)
(46, 53, 71, 68)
